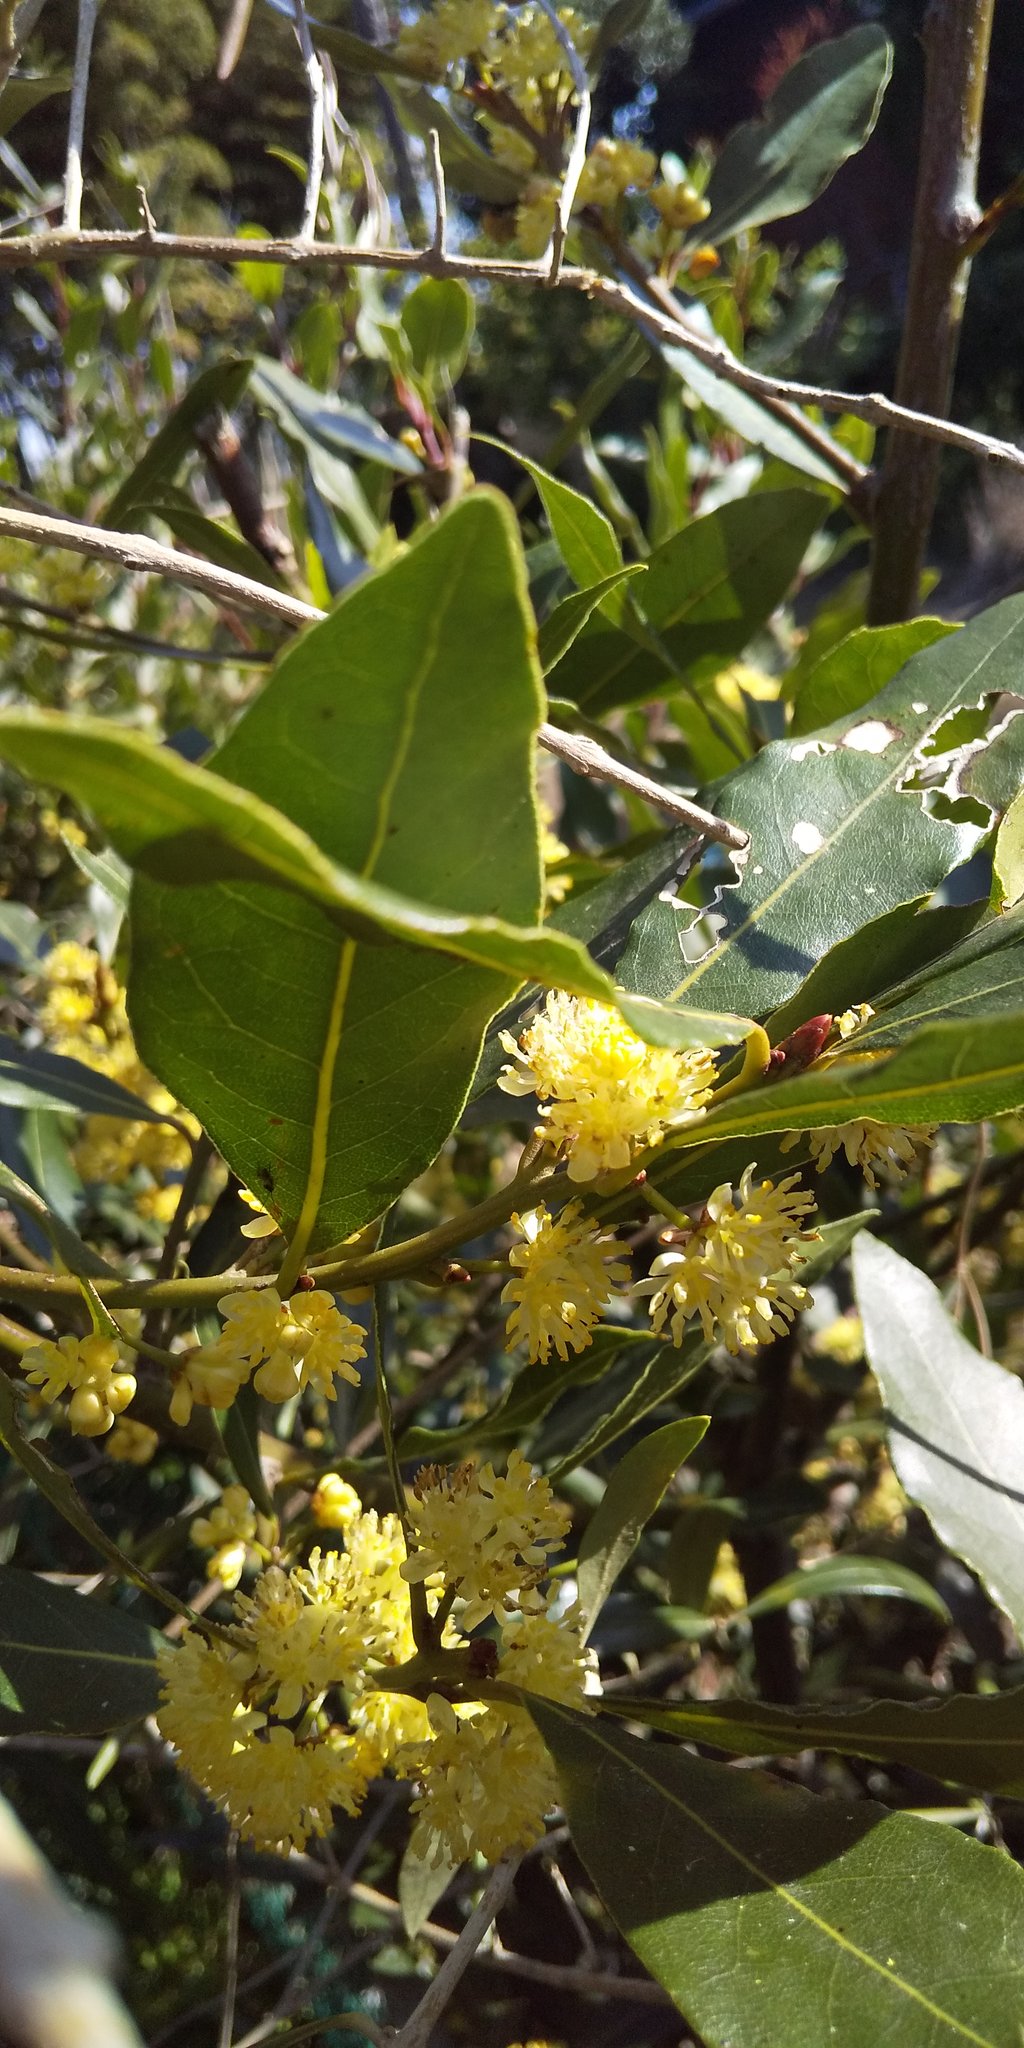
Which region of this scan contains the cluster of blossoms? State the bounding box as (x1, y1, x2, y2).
(783, 1005, 937, 1189)
(499, 991, 716, 1181)
(170, 1286, 367, 1426)
(503, 1202, 629, 1363)
(37, 942, 199, 1225)
(22, 1331, 137, 1437)
(158, 1458, 589, 1863)
(637, 1166, 819, 1355)
(192, 1484, 264, 1591)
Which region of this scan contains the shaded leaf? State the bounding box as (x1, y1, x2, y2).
(534, 1699, 1024, 2048)
(854, 1234, 1024, 1644)
(995, 788, 1024, 907)
(539, 567, 647, 673)
(664, 334, 848, 486)
(703, 24, 892, 243)
(744, 1553, 949, 1624)
(0, 1157, 116, 1279)
(0, 72, 70, 138)
(577, 1416, 710, 1639)
(143, 493, 287, 592)
(556, 491, 823, 715)
(104, 359, 253, 526)
(0, 1035, 179, 1125)
(846, 902, 1024, 1053)
(763, 896, 982, 1048)
(398, 88, 525, 203)
(250, 356, 422, 475)
(0, 1569, 161, 1736)
(401, 278, 475, 385)
(601, 1686, 1024, 1795)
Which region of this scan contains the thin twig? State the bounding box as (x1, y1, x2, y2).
(533, 0, 591, 283)
(4, 228, 1024, 476)
(62, 0, 100, 233)
(0, 503, 745, 844)
(428, 128, 446, 257)
(290, 0, 326, 241)
(391, 1855, 521, 2048)
(218, 1833, 241, 2048)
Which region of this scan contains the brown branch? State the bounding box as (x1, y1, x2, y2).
(867, 0, 996, 622)
(1, 229, 1022, 477)
(0, 502, 747, 846)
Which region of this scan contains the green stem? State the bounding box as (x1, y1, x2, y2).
(866, 0, 995, 624)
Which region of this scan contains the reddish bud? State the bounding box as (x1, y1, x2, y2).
(293, 1271, 317, 1292)
(766, 1014, 833, 1079)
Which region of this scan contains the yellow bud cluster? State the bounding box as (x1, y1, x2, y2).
(192, 1484, 260, 1591)
(23, 1332, 137, 1436)
(576, 137, 657, 211)
(170, 1287, 367, 1426)
(650, 180, 711, 232)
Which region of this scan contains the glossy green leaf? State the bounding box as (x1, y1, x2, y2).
(399, 88, 525, 203)
(844, 903, 1024, 1052)
(995, 788, 1024, 907)
(0, 1035, 180, 1125)
(660, 592, 1024, 1016)
(763, 897, 982, 1048)
(250, 356, 422, 475)
(143, 493, 287, 592)
(601, 1686, 1024, 1795)
(854, 1234, 1024, 1644)
(703, 24, 892, 243)
(744, 1553, 949, 1624)
(577, 1416, 710, 1639)
(664, 335, 847, 487)
(539, 566, 647, 673)
(533, 1700, 1024, 2048)
(790, 619, 957, 735)
(0, 1158, 116, 1279)
(0, 1569, 161, 1736)
(556, 491, 823, 715)
(483, 441, 631, 627)
(306, 19, 423, 77)
(103, 358, 253, 525)
(0, 726, 752, 1093)
(400, 278, 475, 384)
(0, 72, 70, 137)
(691, 1014, 1024, 1150)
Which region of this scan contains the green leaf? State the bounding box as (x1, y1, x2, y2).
(481, 440, 630, 626)
(306, 19, 423, 78)
(690, 1014, 1024, 1149)
(995, 788, 1024, 907)
(844, 903, 1024, 1052)
(539, 567, 647, 673)
(0, 1035, 175, 1124)
(556, 491, 823, 715)
(64, 839, 131, 912)
(250, 356, 422, 475)
(219, 1381, 274, 1518)
(762, 896, 982, 1048)
(398, 88, 525, 204)
(0, 1158, 117, 1279)
(577, 1416, 710, 1639)
(0, 72, 70, 138)
(532, 1700, 1024, 2048)
(103, 358, 253, 526)
(659, 592, 1024, 1017)
(0, 901, 41, 968)
(743, 1553, 949, 1624)
(664, 335, 849, 487)
(400, 278, 475, 385)
(0, 1569, 161, 1736)
(600, 1686, 1024, 1796)
(143, 492, 287, 592)
(703, 24, 892, 243)
(854, 1234, 1024, 1645)
(790, 619, 958, 735)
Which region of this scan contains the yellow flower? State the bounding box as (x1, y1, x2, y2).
(23, 1332, 136, 1436)
(792, 1120, 937, 1190)
(515, 180, 558, 258)
(311, 1471, 362, 1529)
(192, 1485, 259, 1592)
(636, 1165, 819, 1355)
(105, 1416, 159, 1464)
(499, 992, 715, 1181)
(169, 1344, 250, 1427)
(496, 1600, 595, 1705)
(811, 1313, 865, 1366)
(576, 137, 656, 210)
(216, 1287, 366, 1405)
(503, 1202, 629, 1363)
(837, 1003, 875, 1039)
(403, 1450, 570, 1627)
(239, 1188, 279, 1239)
(650, 179, 711, 231)
(408, 1693, 561, 1868)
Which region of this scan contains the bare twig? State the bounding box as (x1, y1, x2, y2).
(217, 1834, 240, 2048)
(428, 128, 446, 257)
(62, 0, 100, 233)
(290, 0, 326, 241)
(0, 502, 746, 844)
(3, 229, 1024, 477)
(534, 0, 591, 283)
(391, 1855, 521, 2048)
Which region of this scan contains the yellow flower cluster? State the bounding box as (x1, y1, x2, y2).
(499, 991, 715, 1181)
(637, 1165, 819, 1355)
(783, 1002, 937, 1190)
(403, 1448, 570, 1626)
(37, 942, 199, 1225)
(105, 1416, 159, 1464)
(576, 137, 657, 211)
(503, 1202, 629, 1363)
(649, 177, 711, 233)
(23, 1332, 137, 1436)
(170, 1287, 367, 1426)
(159, 1465, 589, 1862)
(311, 1471, 363, 1529)
(192, 1484, 261, 1591)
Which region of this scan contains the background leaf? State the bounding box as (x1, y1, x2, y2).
(577, 1415, 710, 1639)
(103, 358, 253, 525)
(0, 1569, 161, 1737)
(995, 788, 1024, 906)
(533, 1700, 1024, 2048)
(703, 24, 893, 243)
(790, 619, 957, 735)
(743, 1553, 949, 1623)
(0, 1036, 181, 1124)
(400, 278, 475, 385)
(854, 1234, 1024, 1644)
